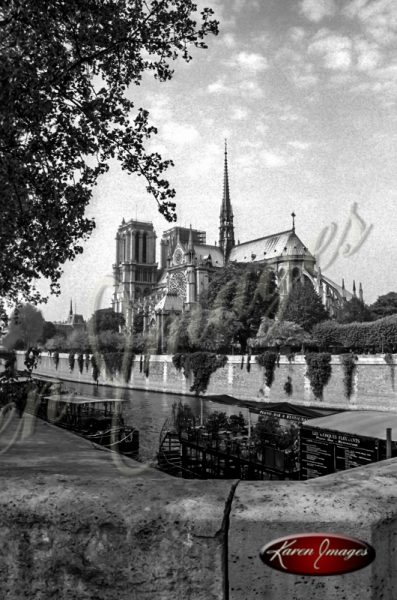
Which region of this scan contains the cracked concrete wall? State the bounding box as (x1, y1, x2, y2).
(229, 460, 397, 600)
(2, 412, 397, 599)
(0, 415, 235, 600)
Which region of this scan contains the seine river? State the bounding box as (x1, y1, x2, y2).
(59, 380, 251, 464)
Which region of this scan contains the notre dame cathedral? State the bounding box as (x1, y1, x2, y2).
(112, 144, 362, 335)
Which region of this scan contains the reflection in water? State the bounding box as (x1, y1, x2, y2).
(61, 381, 249, 463)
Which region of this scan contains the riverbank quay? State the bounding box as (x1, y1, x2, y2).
(17, 350, 397, 412)
(1, 410, 397, 598)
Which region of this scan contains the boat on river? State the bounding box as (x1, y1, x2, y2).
(38, 392, 139, 458)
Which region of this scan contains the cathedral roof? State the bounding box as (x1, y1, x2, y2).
(229, 229, 314, 263)
(193, 244, 225, 267)
(321, 274, 354, 300)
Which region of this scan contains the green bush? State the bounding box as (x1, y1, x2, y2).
(305, 352, 332, 400)
(77, 352, 84, 374)
(172, 352, 228, 395)
(255, 351, 278, 387)
(313, 315, 397, 352)
(91, 354, 100, 382)
(68, 351, 75, 372)
(341, 354, 357, 399)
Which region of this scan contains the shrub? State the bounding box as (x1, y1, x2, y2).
(103, 351, 124, 378)
(305, 352, 332, 400)
(77, 352, 84, 374)
(284, 376, 293, 397)
(255, 351, 278, 388)
(91, 354, 100, 382)
(53, 350, 59, 369)
(204, 411, 229, 435)
(341, 354, 357, 399)
(313, 315, 397, 352)
(172, 352, 228, 395)
(68, 351, 75, 372)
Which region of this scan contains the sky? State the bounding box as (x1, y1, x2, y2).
(38, 0, 397, 321)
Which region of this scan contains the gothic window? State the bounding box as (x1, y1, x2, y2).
(168, 271, 187, 301)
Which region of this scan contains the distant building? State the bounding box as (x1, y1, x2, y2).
(112, 143, 362, 341)
(54, 300, 85, 336)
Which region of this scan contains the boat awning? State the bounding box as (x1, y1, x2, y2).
(303, 410, 397, 441)
(207, 395, 341, 420)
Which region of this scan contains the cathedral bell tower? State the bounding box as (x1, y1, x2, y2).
(219, 141, 235, 262)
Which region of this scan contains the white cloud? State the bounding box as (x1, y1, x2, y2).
(309, 31, 353, 70)
(162, 121, 200, 145)
(207, 77, 264, 98)
(238, 79, 264, 98)
(300, 0, 337, 22)
(344, 0, 397, 45)
(288, 140, 311, 151)
(185, 143, 219, 178)
(207, 78, 230, 94)
(147, 94, 173, 122)
(229, 51, 268, 72)
(279, 108, 305, 123)
(355, 38, 382, 71)
(231, 106, 248, 120)
(260, 150, 288, 169)
(222, 33, 237, 48)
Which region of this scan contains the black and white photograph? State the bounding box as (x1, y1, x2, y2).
(1, 0, 397, 598)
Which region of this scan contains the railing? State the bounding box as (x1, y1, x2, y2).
(180, 428, 298, 474)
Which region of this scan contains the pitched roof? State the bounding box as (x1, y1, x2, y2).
(194, 244, 225, 267)
(305, 410, 397, 441)
(229, 229, 314, 263)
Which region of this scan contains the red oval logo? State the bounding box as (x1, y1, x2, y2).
(260, 533, 375, 576)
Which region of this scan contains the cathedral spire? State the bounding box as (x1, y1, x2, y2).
(353, 280, 357, 297)
(359, 282, 364, 303)
(186, 224, 196, 263)
(69, 299, 73, 317)
(188, 224, 194, 252)
(219, 140, 235, 261)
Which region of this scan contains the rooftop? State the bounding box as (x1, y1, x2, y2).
(304, 410, 397, 441)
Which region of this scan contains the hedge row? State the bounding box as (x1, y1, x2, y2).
(313, 315, 397, 350)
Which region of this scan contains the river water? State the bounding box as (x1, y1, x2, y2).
(58, 380, 252, 464)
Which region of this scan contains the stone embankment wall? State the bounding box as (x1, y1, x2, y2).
(1, 411, 397, 599)
(17, 351, 397, 412)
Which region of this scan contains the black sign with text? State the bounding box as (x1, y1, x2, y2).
(300, 427, 379, 480)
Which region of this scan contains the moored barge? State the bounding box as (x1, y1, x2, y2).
(38, 393, 139, 458)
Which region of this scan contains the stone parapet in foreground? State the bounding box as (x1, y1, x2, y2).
(1, 412, 397, 599)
